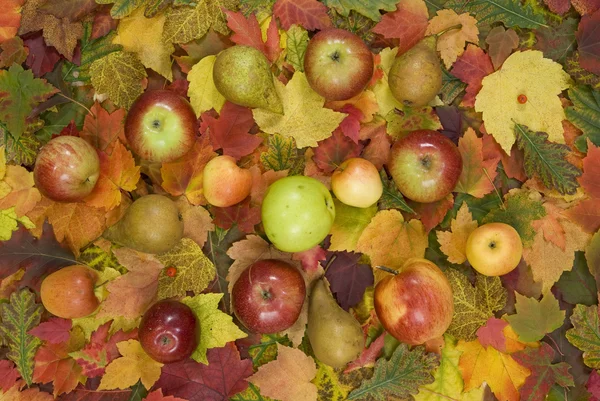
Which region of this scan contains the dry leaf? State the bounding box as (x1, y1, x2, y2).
(436, 202, 479, 264)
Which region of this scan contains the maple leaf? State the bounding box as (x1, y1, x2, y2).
(0, 163, 41, 217)
(566, 147, 600, 232)
(0, 383, 53, 400)
(0, 0, 25, 44)
(0, 36, 28, 68)
(356, 209, 428, 282)
(577, 10, 600, 76)
(436, 202, 478, 264)
(566, 304, 600, 368)
(348, 344, 437, 400)
(457, 338, 531, 401)
(371, 0, 428, 55)
(556, 251, 598, 305)
(224, 10, 280, 63)
(504, 292, 565, 342)
(312, 129, 363, 173)
(565, 86, 600, 151)
(187, 55, 226, 115)
(162, 0, 236, 44)
(0, 360, 20, 391)
(285, 24, 308, 72)
(143, 389, 187, 401)
(533, 18, 577, 66)
(176, 198, 214, 249)
(28, 318, 72, 345)
(408, 194, 455, 233)
(247, 344, 317, 401)
(155, 342, 253, 400)
(260, 133, 303, 172)
(273, 0, 331, 30)
(253, 72, 347, 148)
(477, 318, 516, 353)
(201, 101, 263, 160)
(360, 121, 392, 171)
(22, 33, 61, 77)
(69, 321, 137, 378)
(533, 201, 568, 250)
(324, 251, 374, 310)
(425, 10, 479, 68)
(0, 64, 58, 140)
(80, 102, 126, 154)
(336, 104, 363, 143)
(384, 105, 442, 140)
(475, 50, 571, 154)
(160, 135, 217, 205)
(329, 199, 377, 252)
(445, 269, 507, 341)
(450, 45, 494, 108)
(486, 26, 519, 69)
(291, 244, 327, 274)
(98, 340, 163, 390)
(0, 288, 42, 386)
(97, 248, 163, 319)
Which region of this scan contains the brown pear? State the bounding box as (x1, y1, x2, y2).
(388, 36, 442, 108)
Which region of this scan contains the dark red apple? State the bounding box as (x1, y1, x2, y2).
(125, 89, 197, 163)
(304, 28, 374, 101)
(232, 259, 306, 333)
(374, 259, 454, 345)
(34, 135, 101, 202)
(139, 300, 198, 363)
(388, 130, 462, 203)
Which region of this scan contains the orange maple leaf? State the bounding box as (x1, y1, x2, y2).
(371, 0, 428, 55)
(481, 129, 527, 182)
(0, 165, 41, 216)
(455, 128, 501, 198)
(33, 341, 85, 397)
(532, 202, 567, 250)
(80, 102, 126, 155)
(272, 0, 331, 30)
(425, 9, 479, 68)
(0, 0, 25, 43)
(565, 142, 600, 233)
(0, 382, 53, 400)
(176, 197, 214, 249)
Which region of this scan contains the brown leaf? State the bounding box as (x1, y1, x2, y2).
(485, 26, 519, 70)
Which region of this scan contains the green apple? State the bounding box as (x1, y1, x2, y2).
(261, 176, 335, 252)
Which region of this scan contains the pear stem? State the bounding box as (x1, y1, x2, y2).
(375, 265, 399, 275)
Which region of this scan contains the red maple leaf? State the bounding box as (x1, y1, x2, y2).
(476, 318, 509, 352)
(144, 389, 188, 401)
(80, 102, 126, 154)
(33, 341, 85, 397)
(23, 32, 61, 77)
(344, 332, 385, 373)
(577, 10, 600, 75)
(272, 0, 331, 30)
(360, 121, 392, 170)
(588, 370, 600, 401)
(224, 10, 281, 63)
(371, 0, 428, 55)
(212, 198, 261, 234)
(292, 245, 327, 274)
(155, 342, 253, 401)
(566, 142, 600, 232)
(338, 105, 364, 144)
(408, 194, 454, 232)
(450, 44, 494, 107)
(201, 102, 262, 161)
(59, 120, 80, 137)
(0, 360, 20, 391)
(28, 318, 72, 345)
(312, 129, 363, 173)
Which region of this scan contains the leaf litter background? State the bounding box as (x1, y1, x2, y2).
(0, 0, 600, 400)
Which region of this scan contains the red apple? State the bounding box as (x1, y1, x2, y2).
(331, 157, 382, 208)
(388, 130, 462, 203)
(374, 259, 454, 345)
(304, 28, 374, 101)
(40, 265, 100, 319)
(34, 135, 101, 202)
(232, 259, 306, 334)
(139, 300, 198, 364)
(203, 155, 252, 207)
(125, 89, 197, 163)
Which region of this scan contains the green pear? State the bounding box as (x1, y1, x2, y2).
(103, 194, 183, 254)
(388, 36, 442, 108)
(307, 278, 364, 369)
(213, 46, 283, 114)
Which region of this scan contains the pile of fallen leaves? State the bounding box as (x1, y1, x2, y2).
(0, 0, 600, 400)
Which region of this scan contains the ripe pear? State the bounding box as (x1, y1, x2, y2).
(388, 36, 442, 108)
(213, 46, 283, 114)
(307, 278, 363, 369)
(103, 194, 183, 254)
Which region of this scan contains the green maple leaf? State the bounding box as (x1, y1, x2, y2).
(566, 304, 600, 369)
(514, 124, 582, 196)
(0, 64, 58, 140)
(285, 25, 309, 73)
(505, 292, 565, 342)
(445, 269, 507, 341)
(565, 85, 600, 152)
(348, 344, 438, 400)
(0, 288, 43, 385)
(260, 133, 304, 173)
(379, 171, 414, 213)
(556, 252, 597, 306)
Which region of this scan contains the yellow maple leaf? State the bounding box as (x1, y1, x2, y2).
(248, 344, 318, 401)
(326, 90, 379, 123)
(355, 209, 428, 282)
(436, 202, 478, 264)
(187, 55, 225, 115)
(112, 7, 174, 81)
(475, 50, 572, 154)
(0, 164, 40, 216)
(0, 207, 34, 240)
(252, 72, 347, 148)
(457, 339, 530, 401)
(98, 340, 163, 390)
(372, 47, 403, 117)
(425, 9, 479, 68)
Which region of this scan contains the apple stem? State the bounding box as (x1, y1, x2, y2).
(375, 265, 399, 275)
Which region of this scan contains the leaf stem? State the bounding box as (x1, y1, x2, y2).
(57, 92, 95, 118)
(375, 265, 398, 275)
(482, 167, 505, 210)
(323, 254, 337, 273)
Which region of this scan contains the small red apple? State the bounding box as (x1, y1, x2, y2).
(125, 89, 197, 163)
(139, 300, 198, 364)
(232, 259, 306, 334)
(304, 28, 374, 101)
(33, 136, 100, 202)
(331, 157, 383, 208)
(40, 265, 100, 319)
(388, 130, 462, 203)
(203, 155, 252, 207)
(374, 259, 454, 345)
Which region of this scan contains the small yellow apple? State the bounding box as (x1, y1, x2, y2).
(331, 158, 383, 208)
(465, 222, 523, 276)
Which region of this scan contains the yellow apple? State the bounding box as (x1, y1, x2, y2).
(465, 222, 523, 276)
(203, 155, 252, 207)
(331, 157, 383, 208)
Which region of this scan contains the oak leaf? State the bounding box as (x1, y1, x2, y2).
(436, 202, 478, 264)
(450, 45, 494, 107)
(187, 55, 226, 115)
(425, 10, 479, 68)
(248, 344, 317, 401)
(272, 0, 331, 30)
(98, 340, 163, 390)
(252, 72, 347, 148)
(455, 127, 501, 198)
(371, 0, 428, 55)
